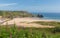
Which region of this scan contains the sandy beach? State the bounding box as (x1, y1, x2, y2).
(0, 17, 56, 28)
(1, 17, 55, 24)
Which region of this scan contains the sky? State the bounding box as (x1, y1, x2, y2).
(0, 0, 60, 12)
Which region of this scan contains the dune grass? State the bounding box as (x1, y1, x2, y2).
(32, 21, 60, 26)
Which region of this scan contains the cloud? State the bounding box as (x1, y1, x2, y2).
(0, 3, 17, 7)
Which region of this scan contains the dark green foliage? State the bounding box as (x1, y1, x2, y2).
(52, 27, 60, 33)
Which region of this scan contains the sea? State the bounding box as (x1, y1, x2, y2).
(32, 12, 60, 21)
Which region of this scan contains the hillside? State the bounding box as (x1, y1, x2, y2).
(0, 11, 34, 18)
(0, 11, 43, 19)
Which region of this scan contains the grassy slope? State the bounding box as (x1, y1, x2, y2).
(0, 11, 34, 18)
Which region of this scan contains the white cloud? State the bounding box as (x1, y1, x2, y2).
(0, 3, 17, 7)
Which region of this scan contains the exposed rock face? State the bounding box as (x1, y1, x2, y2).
(37, 14, 43, 18)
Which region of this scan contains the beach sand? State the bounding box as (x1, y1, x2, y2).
(1, 17, 55, 28)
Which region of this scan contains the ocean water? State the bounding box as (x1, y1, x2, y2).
(32, 12, 60, 20)
(40, 13, 60, 19)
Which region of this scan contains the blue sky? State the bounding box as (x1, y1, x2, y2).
(0, 0, 60, 12)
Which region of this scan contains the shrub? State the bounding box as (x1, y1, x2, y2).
(52, 27, 60, 33)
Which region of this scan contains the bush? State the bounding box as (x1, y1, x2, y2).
(52, 27, 60, 33)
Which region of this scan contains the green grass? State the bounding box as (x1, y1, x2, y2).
(0, 25, 60, 38)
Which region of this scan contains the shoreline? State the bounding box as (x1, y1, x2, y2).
(0, 17, 58, 28)
(19, 17, 60, 22)
(1, 17, 60, 25)
(0, 17, 60, 23)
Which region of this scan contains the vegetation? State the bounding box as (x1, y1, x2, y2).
(0, 11, 34, 18)
(0, 11, 60, 38)
(32, 21, 60, 26)
(0, 23, 60, 38)
(0, 11, 43, 19)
